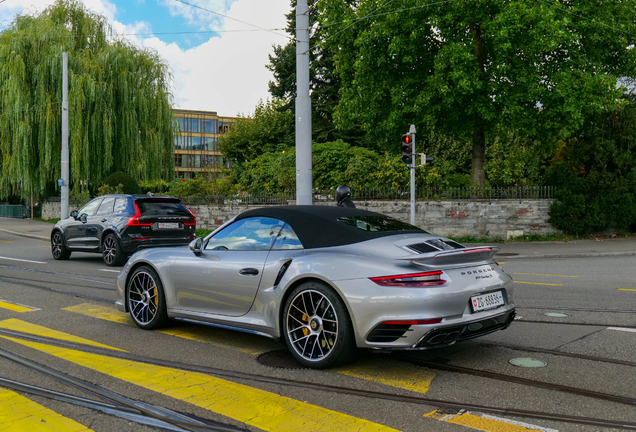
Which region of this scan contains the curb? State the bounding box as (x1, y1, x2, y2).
(499, 251, 636, 260)
(0, 228, 49, 242)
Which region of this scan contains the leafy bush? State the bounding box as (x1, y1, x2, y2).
(139, 179, 170, 194)
(547, 99, 636, 235)
(232, 140, 451, 193)
(167, 175, 239, 198)
(101, 172, 141, 195)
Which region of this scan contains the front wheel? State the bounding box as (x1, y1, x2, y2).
(102, 233, 126, 266)
(51, 231, 71, 260)
(127, 266, 168, 330)
(283, 281, 356, 368)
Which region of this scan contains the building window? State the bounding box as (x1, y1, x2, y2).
(204, 119, 217, 134)
(205, 137, 218, 151)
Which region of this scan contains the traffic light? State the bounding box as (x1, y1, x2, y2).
(401, 133, 414, 165)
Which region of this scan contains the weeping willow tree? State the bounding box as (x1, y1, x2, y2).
(0, 0, 174, 200)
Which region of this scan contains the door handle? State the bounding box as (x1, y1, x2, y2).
(239, 268, 259, 276)
(101, 218, 108, 222)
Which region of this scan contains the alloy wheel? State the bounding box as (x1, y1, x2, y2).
(128, 271, 159, 325)
(103, 236, 117, 265)
(286, 289, 339, 362)
(52, 233, 63, 259)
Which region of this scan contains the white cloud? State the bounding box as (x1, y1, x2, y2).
(143, 0, 290, 116)
(2, 0, 291, 117)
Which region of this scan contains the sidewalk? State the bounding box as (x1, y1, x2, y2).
(0, 217, 53, 241)
(2, 216, 636, 259)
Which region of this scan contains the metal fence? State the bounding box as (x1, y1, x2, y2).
(42, 186, 555, 208)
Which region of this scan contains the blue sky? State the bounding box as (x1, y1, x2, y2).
(2, 0, 291, 115)
(112, 0, 237, 50)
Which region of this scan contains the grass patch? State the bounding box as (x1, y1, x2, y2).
(196, 228, 214, 238)
(34, 217, 60, 224)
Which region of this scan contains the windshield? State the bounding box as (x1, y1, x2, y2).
(337, 216, 426, 233)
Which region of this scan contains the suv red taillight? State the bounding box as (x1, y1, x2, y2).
(370, 271, 446, 287)
(183, 204, 196, 226)
(127, 202, 152, 227)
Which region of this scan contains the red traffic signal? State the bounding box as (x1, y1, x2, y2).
(401, 133, 414, 165)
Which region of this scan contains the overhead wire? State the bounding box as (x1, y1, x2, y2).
(534, 0, 636, 38)
(318, 0, 455, 47)
(171, 0, 293, 41)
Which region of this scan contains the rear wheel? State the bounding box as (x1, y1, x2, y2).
(283, 281, 356, 368)
(102, 233, 126, 266)
(127, 266, 168, 330)
(51, 231, 71, 260)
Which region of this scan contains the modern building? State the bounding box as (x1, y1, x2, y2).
(172, 109, 238, 178)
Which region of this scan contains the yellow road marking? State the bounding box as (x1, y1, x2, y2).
(334, 357, 435, 394)
(0, 388, 92, 432)
(618, 288, 636, 292)
(0, 240, 13, 243)
(0, 300, 37, 313)
(63, 304, 437, 394)
(0, 319, 125, 352)
(513, 281, 563, 286)
(4, 337, 397, 432)
(62, 304, 270, 354)
(38, 245, 51, 248)
(425, 409, 556, 431)
(513, 272, 577, 278)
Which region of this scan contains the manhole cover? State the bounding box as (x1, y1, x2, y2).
(257, 350, 305, 369)
(544, 312, 571, 318)
(495, 253, 519, 257)
(509, 358, 548, 368)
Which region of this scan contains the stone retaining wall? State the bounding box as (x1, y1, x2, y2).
(43, 199, 556, 239)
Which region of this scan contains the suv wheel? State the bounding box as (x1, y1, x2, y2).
(51, 231, 71, 260)
(102, 233, 126, 266)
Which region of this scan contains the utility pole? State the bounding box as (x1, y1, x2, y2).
(60, 52, 69, 219)
(408, 125, 416, 224)
(295, 0, 312, 205)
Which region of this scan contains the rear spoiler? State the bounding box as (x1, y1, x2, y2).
(396, 246, 500, 269)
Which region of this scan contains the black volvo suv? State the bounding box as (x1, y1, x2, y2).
(51, 194, 196, 266)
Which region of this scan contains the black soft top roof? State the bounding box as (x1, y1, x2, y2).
(235, 205, 424, 249)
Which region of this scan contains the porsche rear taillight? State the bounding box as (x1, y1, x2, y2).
(370, 270, 446, 287)
(127, 203, 152, 227)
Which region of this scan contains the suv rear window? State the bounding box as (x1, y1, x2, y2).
(337, 216, 425, 233)
(136, 199, 191, 217)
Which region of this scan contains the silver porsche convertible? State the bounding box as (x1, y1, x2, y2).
(115, 206, 515, 368)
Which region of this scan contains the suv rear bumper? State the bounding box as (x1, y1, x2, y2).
(122, 237, 194, 254)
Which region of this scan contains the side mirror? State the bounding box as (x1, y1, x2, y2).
(189, 238, 203, 256)
(70, 210, 78, 220)
(79, 213, 88, 223)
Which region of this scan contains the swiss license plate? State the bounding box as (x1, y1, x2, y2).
(157, 222, 180, 229)
(470, 291, 504, 312)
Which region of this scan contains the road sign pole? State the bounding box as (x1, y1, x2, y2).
(61, 52, 69, 220)
(409, 124, 416, 225)
(295, 0, 312, 205)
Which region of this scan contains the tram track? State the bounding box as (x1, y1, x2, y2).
(517, 305, 636, 314)
(513, 318, 636, 329)
(0, 276, 112, 303)
(0, 327, 635, 430)
(476, 341, 636, 368)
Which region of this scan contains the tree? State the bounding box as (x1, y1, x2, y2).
(319, 0, 636, 185)
(547, 96, 636, 235)
(0, 0, 175, 200)
(267, 0, 367, 146)
(218, 99, 294, 163)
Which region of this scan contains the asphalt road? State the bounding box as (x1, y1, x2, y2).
(0, 229, 635, 432)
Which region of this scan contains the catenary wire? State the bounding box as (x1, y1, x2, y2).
(171, 0, 293, 41)
(533, 0, 636, 38)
